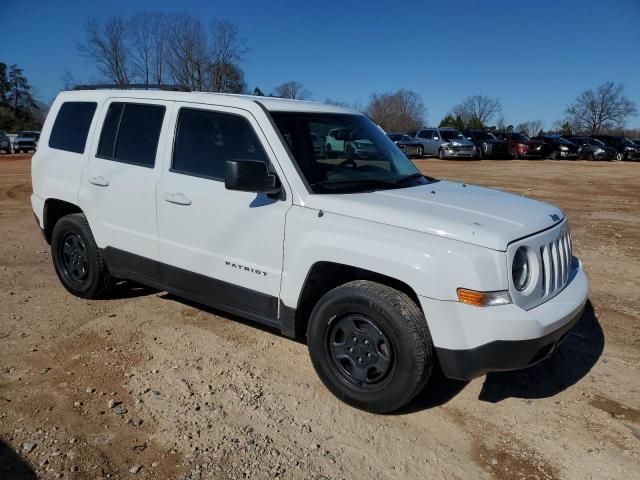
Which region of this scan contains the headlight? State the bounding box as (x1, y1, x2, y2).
(560, 146, 568, 151)
(595, 148, 604, 154)
(512, 246, 531, 291)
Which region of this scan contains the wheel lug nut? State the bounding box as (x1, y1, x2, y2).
(363, 339, 369, 345)
(357, 357, 363, 363)
(367, 353, 372, 358)
(348, 347, 353, 353)
(352, 337, 357, 343)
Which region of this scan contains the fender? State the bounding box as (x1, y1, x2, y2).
(280, 205, 509, 310)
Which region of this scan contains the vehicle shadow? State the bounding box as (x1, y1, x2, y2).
(0, 439, 36, 480)
(158, 293, 283, 337)
(107, 280, 158, 300)
(397, 363, 469, 414)
(478, 300, 603, 403)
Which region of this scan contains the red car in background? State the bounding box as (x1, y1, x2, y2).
(494, 132, 543, 159)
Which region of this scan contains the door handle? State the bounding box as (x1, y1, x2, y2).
(164, 192, 192, 206)
(89, 176, 109, 187)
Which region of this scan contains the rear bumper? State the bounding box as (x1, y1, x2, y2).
(420, 263, 589, 381)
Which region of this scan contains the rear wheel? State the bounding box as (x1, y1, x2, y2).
(51, 213, 113, 299)
(307, 280, 434, 413)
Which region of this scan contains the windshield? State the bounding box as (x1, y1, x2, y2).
(582, 137, 604, 146)
(472, 131, 496, 140)
(556, 137, 574, 146)
(272, 112, 430, 194)
(511, 133, 530, 141)
(19, 131, 37, 138)
(440, 130, 465, 141)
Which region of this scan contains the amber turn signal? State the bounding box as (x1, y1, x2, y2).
(457, 288, 512, 307)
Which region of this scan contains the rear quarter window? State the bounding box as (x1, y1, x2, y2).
(48, 102, 98, 153)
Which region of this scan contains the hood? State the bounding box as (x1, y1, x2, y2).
(305, 181, 564, 251)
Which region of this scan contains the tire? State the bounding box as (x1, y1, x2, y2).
(438, 148, 445, 160)
(416, 146, 423, 158)
(550, 149, 559, 160)
(51, 213, 113, 299)
(510, 148, 519, 160)
(476, 146, 483, 159)
(307, 280, 434, 413)
(615, 152, 624, 161)
(587, 152, 594, 161)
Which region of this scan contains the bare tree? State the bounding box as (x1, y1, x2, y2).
(128, 12, 166, 85)
(212, 63, 247, 94)
(515, 120, 544, 137)
(165, 14, 208, 91)
(365, 89, 426, 133)
(452, 95, 502, 127)
(78, 17, 131, 86)
(565, 82, 637, 134)
(272, 81, 311, 100)
(208, 20, 248, 92)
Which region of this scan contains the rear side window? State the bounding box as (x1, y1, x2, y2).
(172, 108, 269, 181)
(48, 102, 97, 153)
(97, 102, 165, 167)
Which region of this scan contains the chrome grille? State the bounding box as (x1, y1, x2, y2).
(540, 225, 572, 297)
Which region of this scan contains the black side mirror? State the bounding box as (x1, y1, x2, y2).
(225, 159, 281, 195)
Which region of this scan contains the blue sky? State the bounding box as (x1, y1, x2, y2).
(1, 0, 639, 128)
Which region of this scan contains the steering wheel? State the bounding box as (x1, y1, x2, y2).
(338, 158, 357, 168)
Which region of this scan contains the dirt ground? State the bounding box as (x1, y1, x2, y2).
(1, 154, 639, 480)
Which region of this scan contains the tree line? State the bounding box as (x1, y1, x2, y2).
(0, 63, 42, 131)
(1, 10, 638, 137)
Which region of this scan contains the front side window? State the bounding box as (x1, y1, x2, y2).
(97, 102, 165, 167)
(272, 112, 429, 194)
(49, 102, 97, 154)
(172, 108, 269, 180)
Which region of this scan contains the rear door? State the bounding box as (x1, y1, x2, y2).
(79, 99, 172, 271)
(155, 103, 290, 325)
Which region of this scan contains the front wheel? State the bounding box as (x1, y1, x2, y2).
(416, 146, 423, 158)
(51, 213, 113, 299)
(307, 280, 434, 413)
(615, 152, 624, 161)
(510, 148, 519, 160)
(438, 148, 445, 160)
(550, 149, 559, 160)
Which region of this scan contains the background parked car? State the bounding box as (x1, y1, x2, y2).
(592, 135, 640, 161)
(564, 136, 616, 160)
(0, 130, 11, 154)
(387, 133, 424, 157)
(325, 128, 377, 159)
(494, 132, 543, 159)
(14, 130, 40, 153)
(462, 129, 509, 159)
(414, 127, 476, 159)
(531, 135, 580, 160)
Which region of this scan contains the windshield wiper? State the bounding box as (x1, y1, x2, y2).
(310, 173, 425, 190)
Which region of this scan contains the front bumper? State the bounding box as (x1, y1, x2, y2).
(420, 262, 589, 380)
(443, 148, 476, 159)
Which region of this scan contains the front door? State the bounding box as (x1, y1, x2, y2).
(155, 103, 290, 325)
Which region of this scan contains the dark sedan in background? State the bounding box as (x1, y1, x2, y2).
(462, 129, 509, 159)
(531, 135, 580, 160)
(14, 131, 40, 153)
(387, 133, 424, 157)
(592, 135, 640, 161)
(564, 136, 616, 160)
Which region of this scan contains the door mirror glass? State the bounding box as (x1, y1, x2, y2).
(225, 159, 281, 195)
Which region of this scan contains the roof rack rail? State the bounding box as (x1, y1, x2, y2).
(72, 84, 190, 92)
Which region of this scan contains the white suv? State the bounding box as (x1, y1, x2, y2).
(31, 88, 589, 413)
